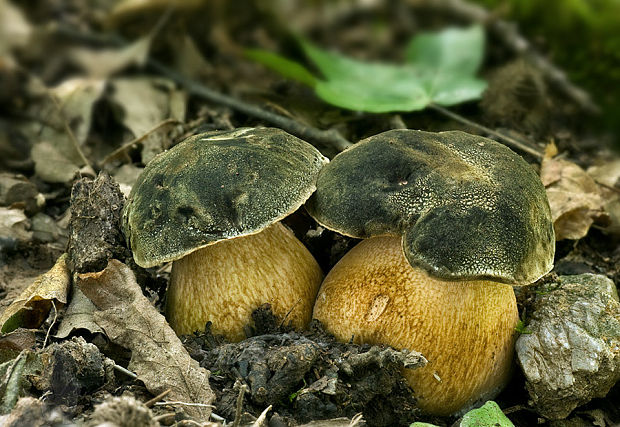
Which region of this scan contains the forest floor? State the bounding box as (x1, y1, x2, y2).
(0, 1, 618, 426)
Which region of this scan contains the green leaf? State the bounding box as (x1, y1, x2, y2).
(406, 25, 487, 106)
(410, 401, 515, 427)
(248, 25, 487, 113)
(458, 401, 515, 427)
(406, 26, 485, 76)
(244, 48, 318, 87)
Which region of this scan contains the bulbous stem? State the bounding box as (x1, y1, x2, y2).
(313, 236, 519, 415)
(167, 222, 323, 341)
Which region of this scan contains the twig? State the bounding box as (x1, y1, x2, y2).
(144, 388, 172, 408)
(100, 118, 182, 166)
(147, 59, 353, 153)
(421, 0, 598, 114)
(252, 405, 272, 427)
(349, 413, 365, 426)
(232, 382, 249, 427)
(211, 412, 225, 422)
(152, 401, 215, 408)
(42, 301, 58, 349)
(113, 364, 138, 379)
(152, 413, 175, 424)
(428, 103, 544, 159)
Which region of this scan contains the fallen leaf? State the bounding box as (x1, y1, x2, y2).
(70, 35, 152, 79)
(541, 158, 608, 240)
(55, 287, 102, 339)
(588, 159, 620, 234)
(109, 77, 186, 163)
(0, 254, 69, 334)
(30, 141, 81, 184)
(77, 259, 214, 421)
(23, 78, 104, 183)
(0, 207, 31, 246)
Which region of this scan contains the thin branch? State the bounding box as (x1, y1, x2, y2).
(144, 388, 172, 408)
(232, 382, 249, 427)
(43, 301, 57, 349)
(428, 103, 544, 159)
(152, 401, 215, 408)
(113, 364, 138, 379)
(147, 59, 353, 153)
(100, 118, 182, 166)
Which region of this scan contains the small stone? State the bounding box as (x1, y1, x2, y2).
(516, 274, 620, 419)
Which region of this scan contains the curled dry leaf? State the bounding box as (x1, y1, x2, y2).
(541, 157, 608, 240)
(69, 35, 152, 79)
(588, 159, 620, 234)
(0, 254, 69, 333)
(76, 259, 214, 421)
(55, 287, 102, 339)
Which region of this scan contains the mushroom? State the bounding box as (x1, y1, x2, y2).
(306, 130, 554, 415)
(122, 127, 327, 341)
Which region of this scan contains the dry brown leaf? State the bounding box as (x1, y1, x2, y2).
(541, 158, 608, 240)
(76, 259, 213, 421)
(0, 207, 31, 244)
(588, 159, 620, 234)
(70, 35, 152, 79)
(30, 142, 82, 184)
(109, 77, 186, 163)
(0, 254, 69, 334)
(55, 287, 102, 339)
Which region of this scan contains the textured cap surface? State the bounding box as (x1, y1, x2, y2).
(123, 128, 328, 267)
(306, 130, 554, 284)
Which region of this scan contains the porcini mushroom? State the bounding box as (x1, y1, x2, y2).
(306, 130, 554, 415)
(122, 127, 327, 341)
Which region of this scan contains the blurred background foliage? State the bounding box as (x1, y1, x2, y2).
(474, 0, 620, 141)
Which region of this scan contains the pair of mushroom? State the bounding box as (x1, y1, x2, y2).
(122, 127, 554, 416)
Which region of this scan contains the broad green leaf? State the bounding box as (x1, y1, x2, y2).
(406, 26, 487, 106)
(244, 48, 318, 87)
(459, 401, 515, 427)
(300, 39, 430, 112)
(409, 401, 515, 427)
(248, 25, 487, 113)
(406, 26, 485, 76)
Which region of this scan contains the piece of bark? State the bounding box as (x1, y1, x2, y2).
(66, 172, 127, 273)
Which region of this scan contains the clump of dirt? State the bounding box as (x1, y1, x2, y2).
(183, 307, 431, 426)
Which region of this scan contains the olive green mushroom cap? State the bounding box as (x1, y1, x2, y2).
(123, 128, 328, 268)
(306, 130, 554, 285)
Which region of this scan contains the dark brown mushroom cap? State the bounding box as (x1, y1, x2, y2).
(123, 128, 328, 268)
(305, 130, 554, 285)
